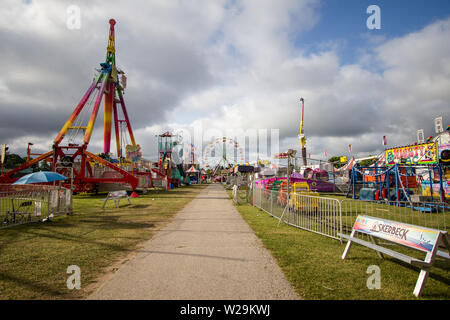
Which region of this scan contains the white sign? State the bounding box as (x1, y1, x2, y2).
(35, 202, 42, 217)
(65, 190, 72, 206)
(51, 190, 58, 208)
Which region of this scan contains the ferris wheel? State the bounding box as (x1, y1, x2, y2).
(202, 137, 245, 174)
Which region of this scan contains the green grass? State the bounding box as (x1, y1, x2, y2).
(0, 184, 207, 299)
(230, 192, 450, 300)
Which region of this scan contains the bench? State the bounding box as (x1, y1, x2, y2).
(102, 190, 131, 209)
(339, 215, 450, 297)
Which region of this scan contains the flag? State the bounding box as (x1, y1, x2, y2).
(348, 144, 352, 153)
(382, 136, 387, 146)
(324, 149, 327, 157)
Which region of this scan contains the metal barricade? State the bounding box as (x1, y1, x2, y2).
(253, 186, 342, 240)
(253, 180, 449, 242)
(0, 184, 73, 229)
(286, 192, 342, 240)
(340, 198, 449, 236)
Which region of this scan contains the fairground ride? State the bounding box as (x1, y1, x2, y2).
(152, 131, 187, 188)
(299, 98, 307, 166)
(0, 19, 152, 192)
(202, 137, 244, 175)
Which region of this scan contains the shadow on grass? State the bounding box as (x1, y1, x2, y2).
(0, 203, 168, 249)
(0, 271, 65, 297)
(100, 204, 133, 210)
(334, 249, 450, 292)
(130, 204, 150, 209)
(388, 258, 450, 286)
(17, 218, 156, 254)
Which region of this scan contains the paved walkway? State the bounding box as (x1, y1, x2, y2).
(89, 184, 300, 300)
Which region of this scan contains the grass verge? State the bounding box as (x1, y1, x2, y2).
(229, 192, 449, 300)
(0, 184, 207, 299)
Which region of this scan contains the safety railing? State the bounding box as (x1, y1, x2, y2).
(340, 199, 449, 236)
(0, 184, 73, 229)
(253, 184, 449, 241)
(253, 187, 342, 240)
(232, 185, 251, 204)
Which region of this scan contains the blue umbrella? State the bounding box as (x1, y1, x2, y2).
(12, 171, 68, 185)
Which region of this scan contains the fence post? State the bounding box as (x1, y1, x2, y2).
(339, 200, 343, 243)
(270, 190, 273, 214)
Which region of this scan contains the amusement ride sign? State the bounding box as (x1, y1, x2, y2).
(385, 142, 438, 166)
(125, 144, 142, 163)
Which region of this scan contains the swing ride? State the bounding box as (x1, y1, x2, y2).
(0, 19, 153, 192)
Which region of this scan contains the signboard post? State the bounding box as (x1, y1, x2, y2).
(340, 215, 450, 297)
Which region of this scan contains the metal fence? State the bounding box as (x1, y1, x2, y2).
(0, 184, 73, 229)
(340, 198, 449, 235)
(253, 185, 449, 241)
(253, 187, 342, 240)
(232, 185, 251, 204)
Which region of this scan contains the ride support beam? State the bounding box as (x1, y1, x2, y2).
(84, 150, 139, 190)
(54, 75, 102, 146)
(0, 151, 53, 182)
(83, 73, 108, 145)
(117, 89, 136, 146)
(113, 99, 121, 157)
(104, 80, 114, 154)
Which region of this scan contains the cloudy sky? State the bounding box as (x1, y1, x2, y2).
(1, 0, 449, 165)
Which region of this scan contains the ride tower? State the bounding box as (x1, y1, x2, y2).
(0, 19, 144, 192)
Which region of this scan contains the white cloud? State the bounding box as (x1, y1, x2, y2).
(0, 0, 448, 166)
(170, 15, 450, 161)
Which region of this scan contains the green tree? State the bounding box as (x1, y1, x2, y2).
(4, 153, 26, 169)
(359, 157, 377, 167)
(328, 156, 345, 169)
(40, 160, 51, 171)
